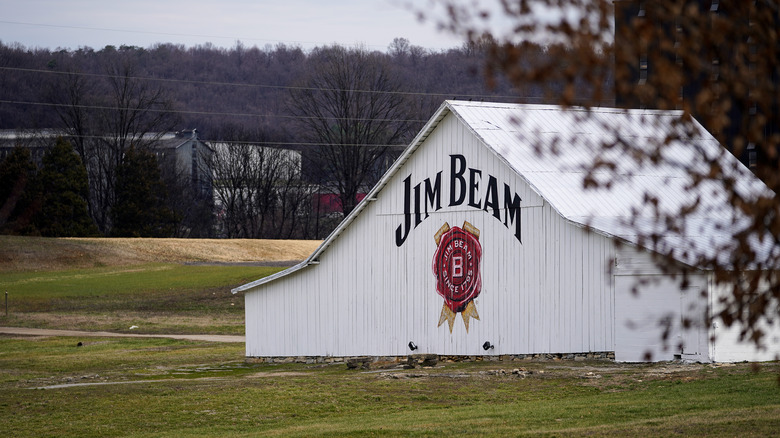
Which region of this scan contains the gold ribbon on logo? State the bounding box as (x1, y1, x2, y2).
(438, 300, 480, 333)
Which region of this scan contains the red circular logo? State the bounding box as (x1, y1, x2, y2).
(432, 226, 482, 313)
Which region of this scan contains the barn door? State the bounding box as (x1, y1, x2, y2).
(680, 286, 704, 357)
(615, 275, 708, 362)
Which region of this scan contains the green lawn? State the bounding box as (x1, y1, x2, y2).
(0, 250, 778, 436)
(0, 264, 282, 300)
(0, 336, 778, 437)
(0, 264, 284, 334)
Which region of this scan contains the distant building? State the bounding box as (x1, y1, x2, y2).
(208, 141, 302, 181)
(0, 128, 214, 200)
(313, 193, 366, 216)
(614, 0, 780, 169)
(0, 129, 63, 165)
(152, 129, 214, 199)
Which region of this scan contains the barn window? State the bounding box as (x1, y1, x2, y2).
(748, 143, 757, 169)
(710, 0, 719, 12)
(638, 54, 648, 85)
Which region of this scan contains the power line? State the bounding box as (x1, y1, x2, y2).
(0, 64, 603, 107)
(0, 46, 613, 128)
(0, 127, 408, 149)
(0, 99, 431, 124)
(209, 140, 407, 149)
(0, 66, 526, 102)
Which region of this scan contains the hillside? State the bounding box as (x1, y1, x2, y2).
(0, 236, 321, 272)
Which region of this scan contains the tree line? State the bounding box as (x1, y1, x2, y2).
(0, 38, 528, 136)
(0, 137, 176, 237)
(1, 38, 566, 239)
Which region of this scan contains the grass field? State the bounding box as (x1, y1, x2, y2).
(1, 236, 779, 436)
(1, 336, 779, 437)
(0, 235, 319, 334)
(0, 262, 285, 334)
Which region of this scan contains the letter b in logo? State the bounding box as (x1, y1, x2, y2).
(452, 255, 464, 278)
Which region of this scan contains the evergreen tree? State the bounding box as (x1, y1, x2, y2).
(0, 146, 40, 234)
(35, 138, 99, 237)
(111, 146, 177, 237)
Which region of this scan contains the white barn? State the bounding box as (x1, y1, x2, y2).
(234, 101, 780, 363)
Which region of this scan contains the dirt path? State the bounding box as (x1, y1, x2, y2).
(0, 327, 244, 343)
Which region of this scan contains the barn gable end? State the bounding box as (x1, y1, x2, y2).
(236, 101, 780, 362)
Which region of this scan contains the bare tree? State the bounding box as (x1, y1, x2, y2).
(53, 52, 177, 234)
(49, 71, 99, 217)
(268, 152, 318, 239)
(424, 0, 780, 352)
(388, 37, 412, 59)
(211, 141, 271, 238)
(210, 126, 309, 239)
(288, 45, 415, 215)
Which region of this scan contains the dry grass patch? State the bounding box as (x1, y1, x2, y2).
(0, 235, 321, 272)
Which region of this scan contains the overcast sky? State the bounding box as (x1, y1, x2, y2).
(0, 0, 467, 52)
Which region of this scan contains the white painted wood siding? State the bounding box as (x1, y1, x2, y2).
(710, 280, 780, 362)
(245, 112, 618, 358)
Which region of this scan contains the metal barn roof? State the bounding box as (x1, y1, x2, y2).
(446, 101, 772, 267)
(234, 101, 772, 293)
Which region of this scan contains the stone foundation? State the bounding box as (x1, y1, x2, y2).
(246, 351, 616, 366)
